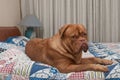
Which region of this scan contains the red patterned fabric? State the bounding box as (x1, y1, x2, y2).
(0, 62, 15, 74)
(68, 72, 84, 80)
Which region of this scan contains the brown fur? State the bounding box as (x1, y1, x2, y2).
(25, 24, 113, 73)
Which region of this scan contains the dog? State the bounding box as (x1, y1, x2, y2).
(25, 24, 113, 73)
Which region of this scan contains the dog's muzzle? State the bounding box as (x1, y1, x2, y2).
(81, 43, 88, 52)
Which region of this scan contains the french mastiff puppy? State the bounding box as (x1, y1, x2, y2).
(25, 24, 113, 73)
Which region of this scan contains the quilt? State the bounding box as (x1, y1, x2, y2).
(0, 36, 67, 80)
(0, 36, 120, 80)
(89, 42, 120, 80)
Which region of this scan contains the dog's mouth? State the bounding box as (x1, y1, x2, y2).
(81, 43, 88, 52)
(74, 42, 88, 54)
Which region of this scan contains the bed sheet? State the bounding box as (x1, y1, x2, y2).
(0, 36, 120, 80)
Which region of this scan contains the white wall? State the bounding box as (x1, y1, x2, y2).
(0, 0, 20, 26)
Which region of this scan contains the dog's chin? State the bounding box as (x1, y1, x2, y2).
(81, 43, 88, 52)
(74, 43, 88, 54)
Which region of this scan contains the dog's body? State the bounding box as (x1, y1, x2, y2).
(25, 24, 113, 73)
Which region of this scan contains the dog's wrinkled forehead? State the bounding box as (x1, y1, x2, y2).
(59, 24, 86, 38)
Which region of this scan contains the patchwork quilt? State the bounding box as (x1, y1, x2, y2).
(89, 42, 120, 80)
(0, 36, 120, 80)
(0, 36, 67, 80)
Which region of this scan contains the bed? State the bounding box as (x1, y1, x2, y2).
(0, 26, 120, 80)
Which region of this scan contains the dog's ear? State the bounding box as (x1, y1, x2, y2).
(59, 24, 70, 39)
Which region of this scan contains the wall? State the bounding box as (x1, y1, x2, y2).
(0, 0, 20, 26)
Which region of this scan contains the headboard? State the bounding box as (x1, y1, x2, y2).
(0, 27, 21, 41)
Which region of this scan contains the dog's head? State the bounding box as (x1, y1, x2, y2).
(59, 24, 88, 54)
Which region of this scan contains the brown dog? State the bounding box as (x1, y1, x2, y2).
(25, 24, 113, 73)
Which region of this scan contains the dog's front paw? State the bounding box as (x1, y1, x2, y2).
(101, 59, 113, 65)
(94, 64, 109, 72)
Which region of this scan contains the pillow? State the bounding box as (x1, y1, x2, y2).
(5, 36, 29, 47)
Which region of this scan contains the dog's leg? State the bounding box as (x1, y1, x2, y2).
(57, 63, 109, 73)
(55, 58, 110, 73)
(80, 57, 113, 65)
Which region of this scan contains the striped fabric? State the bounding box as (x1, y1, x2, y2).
(68, 71, 104, 80)
(85, 71, 105, 80)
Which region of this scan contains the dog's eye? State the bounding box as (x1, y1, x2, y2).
(71, 35, 78, 39)
(81, 33, 87, 36)
(83, 33, 87, 36)
(71, 36, 75, 39)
